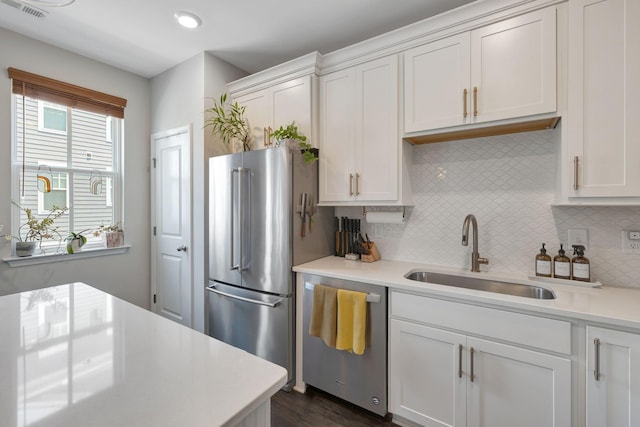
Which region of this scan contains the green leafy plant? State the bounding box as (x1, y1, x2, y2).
(204, 93, 252, 152)
(270, 122, 318, 164)
(4, 201, 67, 243)
(65, 230, 89, 254)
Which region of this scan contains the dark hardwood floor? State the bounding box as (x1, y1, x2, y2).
(271, 387, 400, 427)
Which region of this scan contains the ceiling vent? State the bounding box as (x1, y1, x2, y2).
(0, 0, 48, 18)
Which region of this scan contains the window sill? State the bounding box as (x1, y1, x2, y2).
(3, 245, 130, 267)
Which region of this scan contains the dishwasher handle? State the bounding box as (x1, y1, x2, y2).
(206, 284, 282, 308)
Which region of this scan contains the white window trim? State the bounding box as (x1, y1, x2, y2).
(3, 245, 131, 267)
(38, 100, 68, 135)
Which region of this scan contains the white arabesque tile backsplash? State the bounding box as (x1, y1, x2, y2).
(337, 129, 640, 288)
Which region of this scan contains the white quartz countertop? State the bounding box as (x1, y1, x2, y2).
(294, 256, 640, 330)
(0, 283, 287, 427)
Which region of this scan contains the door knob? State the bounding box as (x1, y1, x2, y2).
(177, 245, 187, 252)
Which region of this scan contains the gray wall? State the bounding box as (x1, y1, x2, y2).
(150, 52, 246, 332)
(0, 27, 152, 307)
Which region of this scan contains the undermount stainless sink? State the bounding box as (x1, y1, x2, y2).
(405, 271, 556, 300)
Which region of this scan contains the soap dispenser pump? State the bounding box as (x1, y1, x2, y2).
(535, 243, 552, 277)
(571, 245, 590, 282)
(553, 244, 571, 280)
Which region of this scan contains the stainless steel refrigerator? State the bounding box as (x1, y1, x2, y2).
(207, 146, 331, 390)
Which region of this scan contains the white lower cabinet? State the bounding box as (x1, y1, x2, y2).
(586, 326, 640, 427)
(389, 292, 571, 427)
(390, 319, 466, 426)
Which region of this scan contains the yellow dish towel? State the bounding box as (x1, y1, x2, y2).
(336, 289, 367, 355)
(308, 284, 338, 348)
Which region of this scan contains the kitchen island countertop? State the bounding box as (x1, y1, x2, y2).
(0, 282, 286, 427)
(294, 256, 640, 330)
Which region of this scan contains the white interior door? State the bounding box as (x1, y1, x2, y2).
(151, 126, 192, 327)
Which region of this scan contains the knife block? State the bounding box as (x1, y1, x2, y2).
(361, 242, 381, 263)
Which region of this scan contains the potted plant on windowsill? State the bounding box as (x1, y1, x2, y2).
(94, 222, 123, 248)
(205, 93, 253, 152)
(65, 230, 89, 254)
(3, 201, 68, 257)
(269, 122, 318, 164)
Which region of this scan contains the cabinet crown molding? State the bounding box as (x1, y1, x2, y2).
(228, 52, 320, 97)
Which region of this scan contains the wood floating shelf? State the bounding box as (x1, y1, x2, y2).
(404, 117, 561, 145)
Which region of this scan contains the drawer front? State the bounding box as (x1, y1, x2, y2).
(391, 291, 570, 355)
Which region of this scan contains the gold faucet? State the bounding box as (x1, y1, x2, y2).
(462, 214, 489, 272)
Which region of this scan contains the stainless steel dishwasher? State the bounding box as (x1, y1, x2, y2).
(302, 274, 388, 417)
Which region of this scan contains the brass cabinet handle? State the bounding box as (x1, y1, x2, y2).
(263, 127, 268, 147)
(574, 156, 580, 190)
(473, 87, 478, 117)
(594, 338, 601, 381)
(463, 89, 468, 118)
(268, 126, 272, 146)
(458, 344, 463, 378)
(349, 173, 354, 196)
(469, 347, 475, 382)
(355, 173, 360, 196)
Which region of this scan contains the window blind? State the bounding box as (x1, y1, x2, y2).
(8, 67, 127, 119)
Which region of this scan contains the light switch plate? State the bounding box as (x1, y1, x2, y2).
(568, 228, 588, 250)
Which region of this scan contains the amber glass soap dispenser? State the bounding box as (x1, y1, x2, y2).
(535, 243, 552, 277)
(553, 244, 571, 280)
(571, 245, 590, 282)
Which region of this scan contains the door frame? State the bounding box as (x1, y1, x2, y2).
(150, 124, 193, 325)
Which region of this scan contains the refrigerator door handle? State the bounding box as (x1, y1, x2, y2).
(206, 284, 283, 308)
(238, 167, 245, 271)
(230, 168, 240, 271)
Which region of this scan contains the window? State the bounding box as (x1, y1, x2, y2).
(8, 68, 127, 256)
(13, 97, 122, 251)
(105, 116, 114, 143)
(38, 101, 67, 134)
(37, 168, 69, 214)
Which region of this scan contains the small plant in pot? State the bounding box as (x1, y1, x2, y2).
(269, 122, 318, 164)
(94, 222, 124, 248)
(204, 93, 253, 152)
(3, 201, 68, 257)
(65, 230, 89, 254)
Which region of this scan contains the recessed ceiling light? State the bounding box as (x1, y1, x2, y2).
(174, 11, 201, 29)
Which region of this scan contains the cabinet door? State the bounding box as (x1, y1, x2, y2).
(567, 0, 640, 197)
(319, 69, 356, 203)
(389, 319, 466, 427)
(235, 90, 269, 150)
(404, 33, 471, 133)
(466, 337, 571, 427)
(586, 326, 640, 427)
(270, 76, 312, 145)
(356, 55, 399, 202)
(470, 7, 556, 124)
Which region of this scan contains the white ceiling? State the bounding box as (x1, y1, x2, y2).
(0, 0, 476, 78)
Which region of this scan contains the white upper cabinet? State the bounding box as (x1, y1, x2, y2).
(404, 33, 471, 132)
(566, 0, 640, 199)
(319, 55, 402, 205)
(234, 76, 313, 151)
(404, 7, 557, 134)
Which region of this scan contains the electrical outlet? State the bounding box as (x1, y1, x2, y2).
(622, 230, 640, 254)
(568, 228, 588, 250)
(373, 223, 384, 238)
